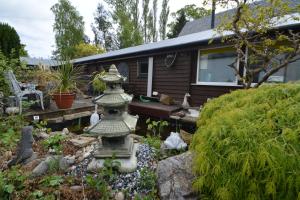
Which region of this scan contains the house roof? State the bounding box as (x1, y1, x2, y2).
(73, 13, 300, 64)
(20, 57, 59, 67)
(179, 0, 300, 36)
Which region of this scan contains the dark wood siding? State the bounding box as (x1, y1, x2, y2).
(152, 52, 191, 103)
(76, 58, 148, 96)
(190, 85, 240, 106)
(77, 45, 242, 107)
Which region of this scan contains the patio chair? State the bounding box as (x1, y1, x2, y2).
(4, 70, 44, 114)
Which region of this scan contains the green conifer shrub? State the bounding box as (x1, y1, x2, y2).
(191, 83, 300, 200)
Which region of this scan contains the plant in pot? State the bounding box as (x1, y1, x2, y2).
(91, 70, 107, 95)
(51, 61, 82, 109)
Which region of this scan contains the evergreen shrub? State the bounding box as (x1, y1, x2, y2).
(191, 83, 300, 200)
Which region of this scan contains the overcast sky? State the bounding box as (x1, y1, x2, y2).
(0, 0, 225, 58)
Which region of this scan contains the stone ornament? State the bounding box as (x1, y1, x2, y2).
(8, 126, 36, 167)
(85, 64, 138, 158)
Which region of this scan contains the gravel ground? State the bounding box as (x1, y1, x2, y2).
(69, 143, 157, 197)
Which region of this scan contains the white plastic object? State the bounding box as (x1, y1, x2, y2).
(90, 105, 100, 126)
(164, 132, 187, 150)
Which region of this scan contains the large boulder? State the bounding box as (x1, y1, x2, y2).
(157, 152, 198, 200)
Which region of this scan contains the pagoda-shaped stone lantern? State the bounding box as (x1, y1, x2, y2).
(86, 64, 138, 172)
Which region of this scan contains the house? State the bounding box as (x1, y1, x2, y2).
(73, 1, 300, 107)
(21, 57, 59, 69)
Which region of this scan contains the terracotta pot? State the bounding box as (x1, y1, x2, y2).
(52, 92, 75, 109)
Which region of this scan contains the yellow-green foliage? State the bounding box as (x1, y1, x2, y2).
(191, 83, 300, 200)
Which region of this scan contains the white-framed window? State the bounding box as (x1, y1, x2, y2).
(196, 47, 239, 86)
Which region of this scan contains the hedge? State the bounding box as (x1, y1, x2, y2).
(191, 83, 300, 200)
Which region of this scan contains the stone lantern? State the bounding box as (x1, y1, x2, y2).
(86, 64, 138, 171)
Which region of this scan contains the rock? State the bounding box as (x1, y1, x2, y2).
(157, 152, 197, 200)
(88, 144, 139, 173)
(69, 136, 97, 147)
(31, 158, 50, 177)
(23, 158, 42, 171)
(8, 126, 35, 167)
(115, 191, 125, 200)
(59, 155, 75, 171)
(5, 107, 19, 115)
(129, 134, 144, 143)
(179, 129, 193, 145)
(62, 128, 69, 135)
(70, 185, 83, 191)
(31, 155, 74, 177)
(37, 132, 49, 139)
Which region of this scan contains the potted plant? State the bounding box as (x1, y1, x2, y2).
(52, 61, 81, 109)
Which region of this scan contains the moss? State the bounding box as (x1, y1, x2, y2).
(191, 83, 300, 200)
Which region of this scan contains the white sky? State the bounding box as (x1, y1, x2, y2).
(0, 0, 226, 58)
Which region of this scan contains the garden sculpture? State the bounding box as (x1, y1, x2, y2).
(4, 70, 44, 114)
(86, 64, 138, 158)
(8, 126, 35, 167)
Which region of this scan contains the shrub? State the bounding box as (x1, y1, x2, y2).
(191, 83, 300, 200)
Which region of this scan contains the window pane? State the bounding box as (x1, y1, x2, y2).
(198, 51, 236, 83)
(286, 59, 300, 81)
(140, 63, 148, 74)
(138, 59, 148, 78)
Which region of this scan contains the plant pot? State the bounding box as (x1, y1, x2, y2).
(52, 93, 75, 109)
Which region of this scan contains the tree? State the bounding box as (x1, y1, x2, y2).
(0, 23, 21, 59)
(19, 44, 29, 57)
(210, 0, 300, 88)
(142, 0, 150, 43)
(167, 10, 187, 38)
(51, 0, 85, 60)
(167, 4, 211, 38)
(105, 0, 143, 49)
(73, 42, 105, 59)
(179, 4, 211, 21)
(152, 0, 158, 42)
(159, 0, 170, 40)
(92, 3, 114, 51)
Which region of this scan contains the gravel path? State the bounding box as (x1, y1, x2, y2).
(69, 144, 157, 197)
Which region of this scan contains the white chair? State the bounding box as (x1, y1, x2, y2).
(4, 70, 44, 114)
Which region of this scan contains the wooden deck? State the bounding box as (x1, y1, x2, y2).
(128, 101, 182, 119)
(24, 98, 97, 123)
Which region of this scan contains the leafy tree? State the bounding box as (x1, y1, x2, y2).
(92, 3, 114, 51)
(167, 4, 211, 38)
(0, 23, 21, 59)
(19, 44, 29, 57)
(179, 4, 211, 21)
(73, 42, 105, 59)
(167, 10, 187, 38)
(51, 0, 85, 60)
(209, 0, 300, 88)
(152, 0, 158, 42)
(159, 0, 170, 40)
(105, 0, 143, 48)
(142, 0, 150, 43)
(147, 11, 155, 42)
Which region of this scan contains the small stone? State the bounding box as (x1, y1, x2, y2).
(62, 128, 69, 135)
(5, 107, 19, 115)
(59, 156, 75, 171)
(70, 136, 97, 147)
(38, 132, 49, 139)
(115, 191, 125, 200)
(70, 185, 83, 191)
